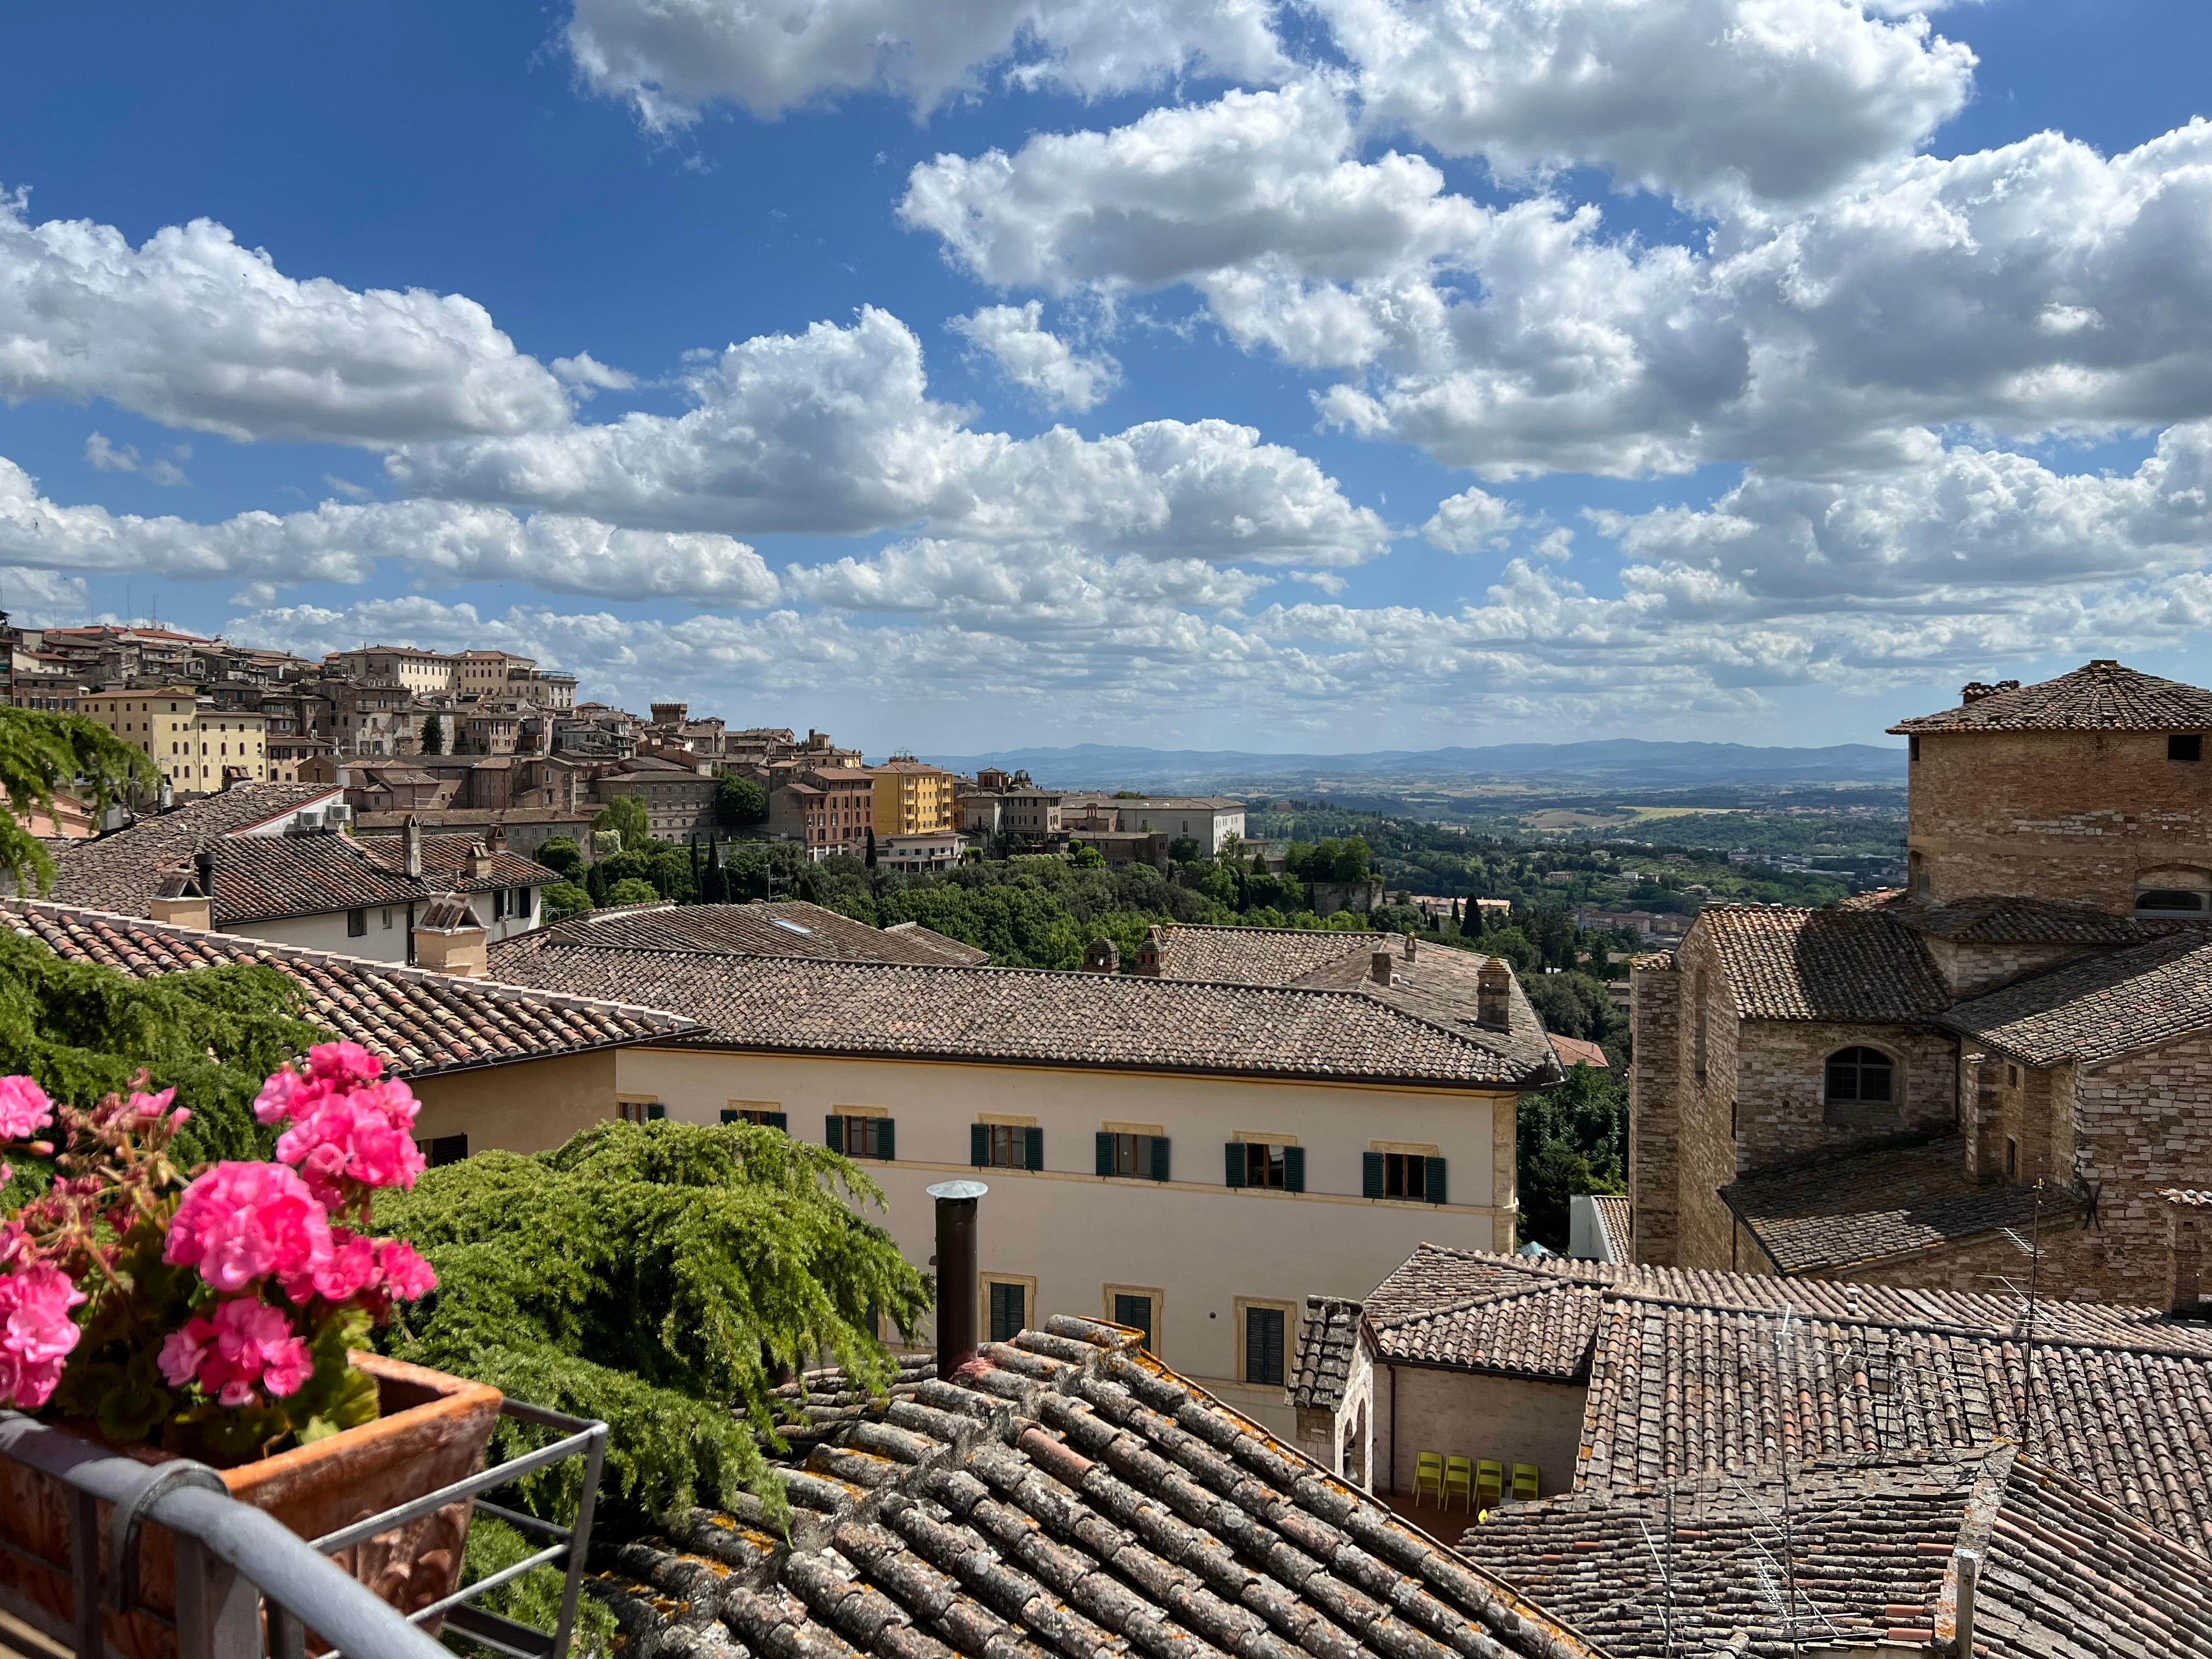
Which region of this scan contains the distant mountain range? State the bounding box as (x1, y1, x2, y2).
(918, 739, 1906, 792)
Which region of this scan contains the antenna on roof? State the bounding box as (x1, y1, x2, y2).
(1773, 1304, 1801, 1657)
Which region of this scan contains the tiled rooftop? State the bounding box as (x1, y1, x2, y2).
(1153, 924, 1390, 986)
(1888, 659, 2212, 733)
(1289, 1297, 1362, 1411)
(1694, 904, 1953, 1022)
(1587, 1197, 1630, 1261)
(1721, 1134, 2067, 1274)
(5, 900, 696, 1079)
(490, 943, 1560, 1087)
(881, 921, 992, 966)
(1939, 930, 2212, 1064)
(492, 901, 977, 972)
(1853, 889, 2172, 945)
(45, 783, 341, 912)
(1465, 1444, 2212, 1659)
(586, 1316, 1600, 1659)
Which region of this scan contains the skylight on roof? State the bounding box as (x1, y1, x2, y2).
(771, 918, 815, 935)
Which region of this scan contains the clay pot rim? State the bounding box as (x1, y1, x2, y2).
(224, 1351, 504, 1496)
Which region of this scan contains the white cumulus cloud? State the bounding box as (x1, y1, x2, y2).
(949, 302, 1118, 412)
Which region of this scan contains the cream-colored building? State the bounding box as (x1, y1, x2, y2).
(81, 687, 269, 794)
(487, 920, 1559, 1434)
(325, 645, 460, 697)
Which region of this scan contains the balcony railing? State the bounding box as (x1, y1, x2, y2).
(0, 1397, 606, 1659)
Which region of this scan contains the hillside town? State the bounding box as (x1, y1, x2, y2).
(5, 650, 2212, 1655)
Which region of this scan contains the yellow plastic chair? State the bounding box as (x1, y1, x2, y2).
(1412, 1451, 1444, 1507)
(1512, 1463, 1540, 1503)
(1443, 1455, 1474, 1511)
(1475, 1459, 1504, 1509)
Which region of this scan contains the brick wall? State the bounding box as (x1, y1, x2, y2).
(1628, 954, 1684, 1265)
(1921, 935, 2101, 999)
(2070, 1031, 2212, 1306)
(1909, 729, 2212, 911)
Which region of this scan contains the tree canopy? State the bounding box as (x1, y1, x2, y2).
(374, 1121, 930, 1525)
(714, 775, 766, 828)
(1515, 1062, 1627, 1252)
(0, 708, 155, 895)
(419, 713, 444, 755)
(591, 796, 650, 850)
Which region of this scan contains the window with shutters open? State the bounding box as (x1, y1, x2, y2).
(974, 1121, 1044, 1169)
(1225, 1139, 1304, 1191)
(1097, 1129, 1169, 1181)
(826, 1112, 895, 1159)
(1364, 1146, 1445, 1204)
(1238, 1300, 1292, 1387)
(617, 1097, 662, 1125)
(722, 1102, 787, 1128)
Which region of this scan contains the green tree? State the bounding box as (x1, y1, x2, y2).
(1515, 1064, 1628, 1252)
(540, 882, 592, 923)
(534, 837, 584, 881)
(1068, 842, 1105, 868)
(606, 878, 660, 906)
(1167, 836, 1203, 865)
(591, 796, 651, 851)
(0, 707, 155, 896)
(584, 860, 610, 906)
(648, 847, 697, 904)
(864, 828, 877, 869)
(714, 775, 766, 828)
(0, 929, 328, 1206)
(1523, 970, 1616, 1042)
(374, 1120, 930, 1524)
(419, 713, 444, 755)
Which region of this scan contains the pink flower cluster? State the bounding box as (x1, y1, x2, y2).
(0, 1263, 85, 1409)
(255, 1043, 426, 1207)
(159, 1296, 312, 1406)
(0, 1075, 53, 1140)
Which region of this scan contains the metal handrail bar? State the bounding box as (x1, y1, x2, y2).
(468, 1502, 567, 1543)
(0, 1414, 450, 1659)
(399, 1545, 566, 1627)
(307, 1425, 600, 1554)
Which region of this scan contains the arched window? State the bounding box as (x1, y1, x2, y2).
(1825, 1047, 1893, 1105)
(2135, 889, 2208, 915)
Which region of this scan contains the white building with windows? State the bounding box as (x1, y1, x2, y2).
(484, 917, 1560, 1433)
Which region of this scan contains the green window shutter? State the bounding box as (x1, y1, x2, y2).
(1224, 1142, 1246, 1188)
(767, 1112, 787, 1131)
(645, 1102, 665, 1120)
(720, 1108, 740, 1125)
(1025, 1126, 1045, 1171)
(1362, 1151, 1385, 1199)
(1096, 1132, 1114, 1177)
(878, 1119, 896, 1161)
(1150, 1136, 1171, 1183)
(971, 1123, 991, 1167)
(825, 1115, 844, 1153)
(1425, 1155, 1448, 1205)
(1283, 1145, 1306, 1193)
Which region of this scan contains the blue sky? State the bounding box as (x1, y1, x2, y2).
(4, 0, 2212, 752)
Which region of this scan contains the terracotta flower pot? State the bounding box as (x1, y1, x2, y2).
(0, 1352, 504, 1659)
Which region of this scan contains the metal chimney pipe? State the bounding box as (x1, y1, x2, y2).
(928, 1179, 988, 1379)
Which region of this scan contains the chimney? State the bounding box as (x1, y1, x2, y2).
(1369, 951, 1395, 988)
(1084, 937, 1120, 973)
(412, 894, 488, 978)
(2163, 1189, 2212, 1317)
(403, 814, 423, 879)
(149, 860, 213, 932)
(1401, 932, 1417, 961)
(928, 1180, 988, 1379)
(1133, 926, 1166, 978)
(1477, 956, 1513, 1026)
(465, 838, 495, 882)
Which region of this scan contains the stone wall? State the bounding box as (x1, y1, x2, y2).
(1921, 935, 2100, 999)
(1628, 953, 1685, 1265)
(2070, 1031, 2212, 1306)
(1379, 1364, 1586, 1500)
(1734, 1018, 1959, 1173)
(1909, 729, 2212, 911)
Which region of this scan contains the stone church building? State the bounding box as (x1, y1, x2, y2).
(1630, 659, 2212, 1307)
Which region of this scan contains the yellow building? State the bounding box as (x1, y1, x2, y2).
(81, 687, 270, 795)
(868, 757, 955, 835)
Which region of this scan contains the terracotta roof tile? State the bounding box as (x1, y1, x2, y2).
(1888, 659, 2212, 733)
(1939, 931, 2212, 1063)
(1723, 1135, 2071, 1274)
(491, 943, 1559, 1086)
(1290, 1297, 1363, 1410)
(1589, 1196, 1630, 1260)
(493, 900, 983, 971)
(46, 784, 341, 912)
(4, 900, 696, 1078)
(1856, 889, 2171, 945)
(1696, 904, 1951, 1022)
(589, 1317, 1601, 1659)
(1155, 923, 1390, 985)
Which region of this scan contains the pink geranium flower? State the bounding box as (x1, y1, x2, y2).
(159, 1297, 314, 1406)
(305, 1042, 384, 1088)
(0, 1264, 87, 1409)
(0, 1076, 54, 1141)
(275, 1079, 426, 1201)
(164, 1163, 332, 1295)
(373, 1238, 437, 1302)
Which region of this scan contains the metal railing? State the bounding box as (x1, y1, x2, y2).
(0, 1400, 606, 1659)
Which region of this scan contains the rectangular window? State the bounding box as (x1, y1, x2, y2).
(2171, 733, 2203, 763)
(988, 1280, 1027, 1344)
(382, 909, 394, 929)
(1909, 733, 1921, 763)
(1243, 1142, 1286, 1188)
(345, 908, 367, 937)
(617, 1097, 663, 1125)
(2006, 1137, 2018, 1180)
(1111, 1291, 1158, 1352)
(1364, 1148, 1446, 1204)
(827, 1113, 894, 1159)
(974, 1122, 1043, 1169)
(1384, 1152, 1426, 1200)
(721, 1104, 787, 1128)
(414, 1133, 469, 1167)
(1097, 1130, 1169, 1181)
(1243, 1305, 1286, 1387)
